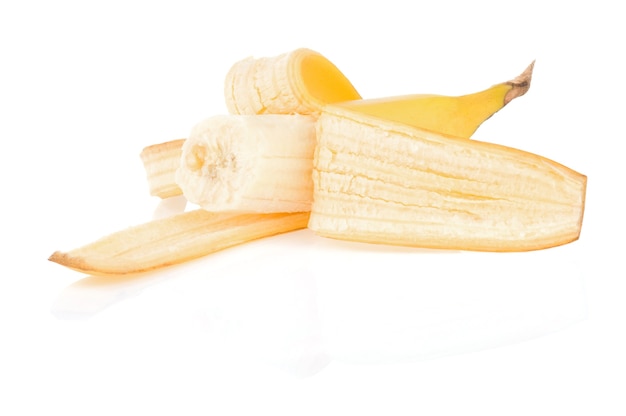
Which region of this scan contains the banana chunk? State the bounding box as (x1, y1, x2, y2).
(175, 114, 316, 213)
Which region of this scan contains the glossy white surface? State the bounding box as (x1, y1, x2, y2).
(2, 1, 624, 415)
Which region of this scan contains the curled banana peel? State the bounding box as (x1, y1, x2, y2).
(49, 211, 309, 276)
(224, 48, 362, 116)
(50, 48, 586, 277)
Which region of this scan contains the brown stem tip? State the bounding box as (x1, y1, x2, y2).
(504, 60, 535, 105)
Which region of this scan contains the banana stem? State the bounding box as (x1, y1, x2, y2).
(504, 60, 535, 105)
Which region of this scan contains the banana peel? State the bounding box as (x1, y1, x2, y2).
(310, 105, 586, 251)
(49, 211, 309, 276)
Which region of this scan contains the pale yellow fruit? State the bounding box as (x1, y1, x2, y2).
(175, 114, 316, 213)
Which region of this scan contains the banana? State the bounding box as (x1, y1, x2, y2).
(224, 48, 361, 116)
(308, 105, 587, 252)
(50, 49, 583, 278)
(142, 62, 533, 201)
(337, 61, 534, 138)
(49, 210, 310, 276)
(175, 114, 317, 212)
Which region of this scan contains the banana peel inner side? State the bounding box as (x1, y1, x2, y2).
(309, 105, 586, 251)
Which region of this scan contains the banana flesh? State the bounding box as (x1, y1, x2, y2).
(224, 48, 361, 116)
(49, 210, 310, 276)
(175, 114, 316, 213)
(309, 105, 586, 251)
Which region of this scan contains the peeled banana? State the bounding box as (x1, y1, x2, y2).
(308, 104, 586, 251)
(224, 48, 361, 116)
(175, 114, 316, 213)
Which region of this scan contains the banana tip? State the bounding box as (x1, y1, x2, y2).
(48, 251, 64, 264)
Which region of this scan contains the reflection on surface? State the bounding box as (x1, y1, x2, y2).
(51, 230, 330, 378)
(50, 229, 587, 377)
(51, 196, 189, 318)
(50, 270, 176, 319)
(183, 255, 331, 378)
(309, 237, 588, 364)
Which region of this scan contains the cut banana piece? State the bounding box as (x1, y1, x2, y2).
(309, 106, 586, 252)
(224, 48, 361, 116)
(175, 114, 316, 212)
(140, 139, 185, 198)
(49, 210, 310, 276)
(338, 61, 534, 138)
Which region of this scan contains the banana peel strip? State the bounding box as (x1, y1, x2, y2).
(49, 211, 309, 276)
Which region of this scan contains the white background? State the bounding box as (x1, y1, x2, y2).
(1, 1, 624, 415)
